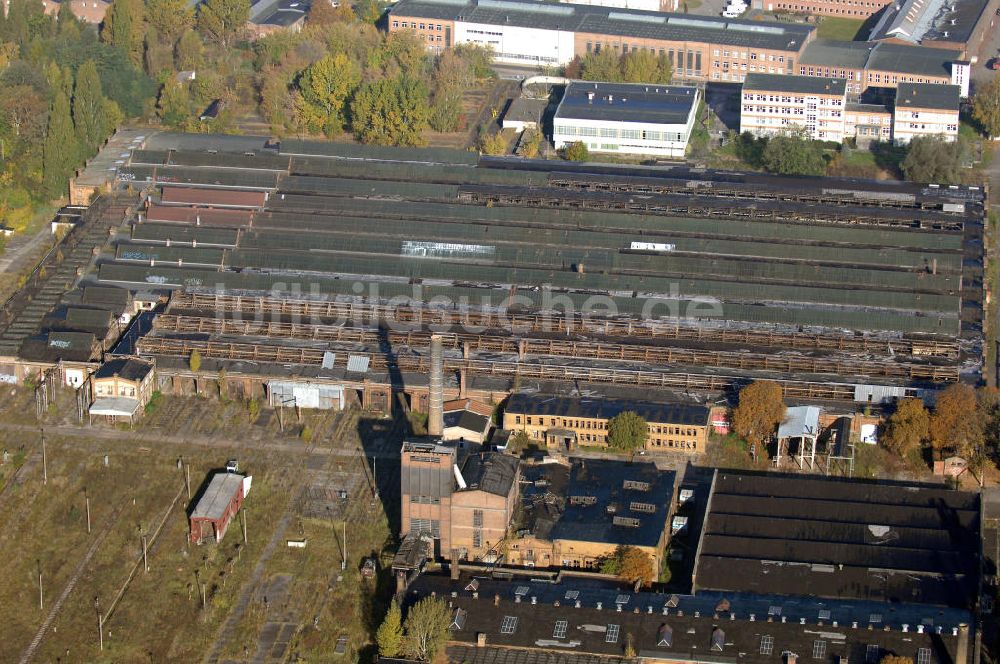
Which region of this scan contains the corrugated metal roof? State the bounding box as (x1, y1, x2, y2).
(191, 473, 244, 520)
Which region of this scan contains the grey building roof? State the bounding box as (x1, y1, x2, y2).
(506, 392, 710, 427)
(742, 73, 846, 96)
(895, 82, 961, 110)
(799, 40, 872, 69)
(870, 0, 989, 45)
(695, 470, 981, 609)
(407, 573, 973, 663)
(444, 409, 492, 436)
(191, 472, 244, 520)
(866, 41, 961, 77)
(846, 101, 892, 114)
(555, 82, 698, 126)
(94, 357, 153, 382)
(776, 405, 821, 439)
(390, 0, 814, 52)
(799, 40, 960, 78)
(459, 452, 519, 496)
(520, 458, 675, 548)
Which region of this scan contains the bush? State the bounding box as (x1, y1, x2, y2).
(562, 141, 589, 161)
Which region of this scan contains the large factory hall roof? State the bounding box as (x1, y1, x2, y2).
(694, 471, 981, 609)
(390, 0, 814, 52)
(102, 137, 983, 340)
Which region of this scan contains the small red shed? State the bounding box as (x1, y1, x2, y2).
(189, 472, 251, 544)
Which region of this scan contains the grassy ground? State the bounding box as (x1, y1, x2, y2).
(0, 386, 405, 664)
(815, 16, 867, 40)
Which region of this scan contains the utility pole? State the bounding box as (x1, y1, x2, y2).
(142, 533, 148, 573)
(85, 489, 91, 534)
(95, 596, 103, 651)
(185, 463, 191, 501)
(341, 520, 347, 571)
(41, 429, 47, 485)
(241, 509, 247, 544)
(37, 561, 43, 610)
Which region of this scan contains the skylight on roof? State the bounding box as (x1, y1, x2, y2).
(515, 585, 530, 596)
(727, 22, 783, 35)
(478, 0, 574, 14)
(565, 590, 580, 600)
(615, 594, 630, 605)
(818, 609, 832, 621)
(608, 11, 664, 23)
(501, 616, 519, 634)
(668, 16, 721, 29)
(553, 620, 568, 639)
(606, 624, 621, 643)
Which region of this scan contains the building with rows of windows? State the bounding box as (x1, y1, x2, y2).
(552, 82, 700, 157)
(740, 73, 960, 144)
(740, 73, 848, 141)
(501, 392, 710, 453)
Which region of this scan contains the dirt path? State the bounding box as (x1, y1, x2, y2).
(0, 421, 401, 461)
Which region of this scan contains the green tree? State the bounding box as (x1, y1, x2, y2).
(478, 130, 506, 155)
(580, 49, 622, 82)
(621, 49, 671, 84)
(972, 77, 1000, 138)
(562, 140, 589, 161)
(402, 596, 450, 662)
(428, 50, 470, 132)
(350, 75, 429, 146)
(607, 411, 648, 457)
(454, 43, 494, 79)
(376, 600, 404, 658)
(882, 397, 929, 456)
(295, 52, 361, 137)
(146, 0, 194, 45)
(197, 0, 249, 48)
(761, 130, 826, 176)
(72, 60, 107, 155)
(189, 348, 202, 372)
(247, 397, 260, 423)
(42, 90, 78, 198)
(175, 30, 204, 71)
(101, 0, 145, 65)
(157, 79, 190, 126)
(732, 380, 785, 452)
(900, 135, 968, 184)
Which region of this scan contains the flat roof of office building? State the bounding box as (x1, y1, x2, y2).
(895, 82, 961, 110)
(743, 73, 847, 96)
(556, 82, 699, 125)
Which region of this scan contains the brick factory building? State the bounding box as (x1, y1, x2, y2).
(502, 393, 710, 454)
(189, 472, 252, 545)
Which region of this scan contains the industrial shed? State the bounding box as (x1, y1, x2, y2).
(189, 472, 252, 544)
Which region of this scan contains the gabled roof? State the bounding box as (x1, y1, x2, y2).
(506, 393, 709, 427)
(390, 0, 814, 52)
(94, 357, 153, 382)
(191, 473, 244, 520)
(459, 452, 519, 497)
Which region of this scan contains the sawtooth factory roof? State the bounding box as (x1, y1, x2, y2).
(694, 471, 981, 609)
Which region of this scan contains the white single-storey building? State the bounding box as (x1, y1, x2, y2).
(552, 82, 700, 158)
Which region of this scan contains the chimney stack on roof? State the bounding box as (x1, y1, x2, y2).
(428, 334, 444, 437)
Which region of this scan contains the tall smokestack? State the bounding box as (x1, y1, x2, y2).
(428, 334, 444, 437)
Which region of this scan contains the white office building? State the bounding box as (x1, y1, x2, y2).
(552, 82, 701, 158)
(891, 82, 961, 145)
(740, 73, 848, 142)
